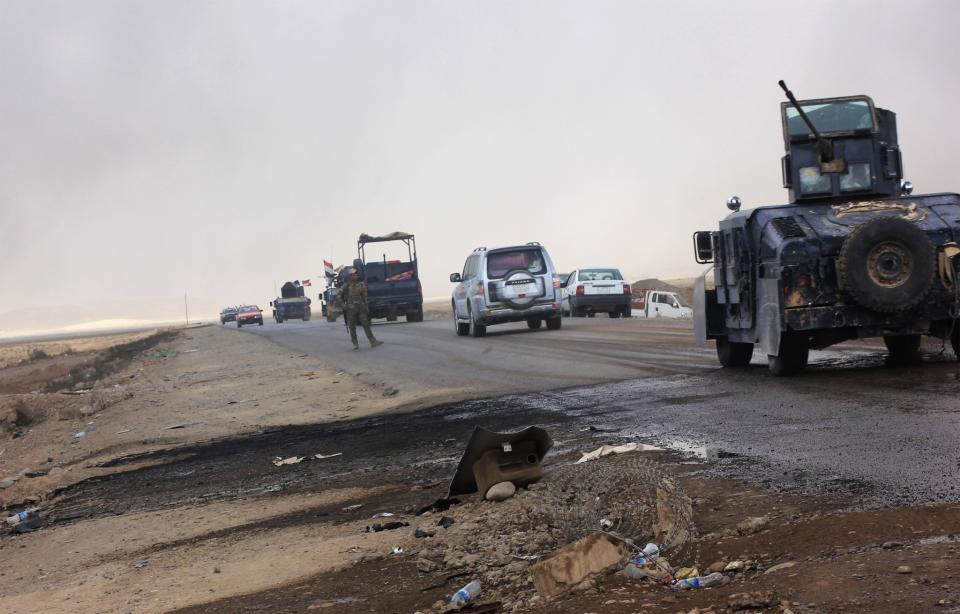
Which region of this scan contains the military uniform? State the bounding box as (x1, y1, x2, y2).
(340, 278, 381, 348)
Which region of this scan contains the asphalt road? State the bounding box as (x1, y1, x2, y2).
(238, 316, 717, 398)
(237, 315, 960, 506)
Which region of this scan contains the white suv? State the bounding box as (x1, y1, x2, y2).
(449, 243, 562, 337)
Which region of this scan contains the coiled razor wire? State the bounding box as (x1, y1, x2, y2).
(531, 454, 700, 567)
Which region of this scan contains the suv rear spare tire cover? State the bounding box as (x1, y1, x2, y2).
(500, 268, 540, 310)
(837, 216, 935, 313)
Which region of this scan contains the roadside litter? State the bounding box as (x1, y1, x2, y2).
(342, 504, 363, 512)
(371, 512, 394, 518)
(5, 508, 41, 533)
(74, 423, 96, 439)
(450, 580, 482, 607)
(672, 572, 723, 590)
(391, 546, 403, 554)
(366, 521, 408, 533)
(272, 452, 342, 467)
(575, 442, 662, 464)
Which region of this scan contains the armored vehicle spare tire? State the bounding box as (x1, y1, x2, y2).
(837, 217, 935, 313)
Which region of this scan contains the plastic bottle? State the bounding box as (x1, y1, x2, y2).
(672, 572, 723, 590)
(450, 580, 481, 607)
(630, 542, 660, 565)
(5, 509, 37, 526)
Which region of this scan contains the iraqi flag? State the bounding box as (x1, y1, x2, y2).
(323, 260, 335, 278)
(301, 279, 311, 286)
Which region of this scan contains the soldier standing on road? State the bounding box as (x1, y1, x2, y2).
(340, 269, 383, 349)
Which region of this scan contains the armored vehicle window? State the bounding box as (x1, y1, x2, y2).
(839, 162, 872, 192)
(785, 99, 874, 137)
(799, 166, 831, 195)
(486, 248, 546, 279)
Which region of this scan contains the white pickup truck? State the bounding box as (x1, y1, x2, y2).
(632, 289, 693, 318)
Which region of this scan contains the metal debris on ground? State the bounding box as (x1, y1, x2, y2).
(315, 452, 342, 460)
(447, 426, 553, 498)
(273, 456, 305, 466)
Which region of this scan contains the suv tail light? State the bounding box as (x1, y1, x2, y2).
(623, 284, 631, 294)
(576, 285, 585, 296)
(474, 283, 485, 296)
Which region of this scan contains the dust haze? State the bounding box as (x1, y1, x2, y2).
(3, 0, 959, 331)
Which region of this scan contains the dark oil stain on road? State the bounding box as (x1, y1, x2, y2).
(43, 347, 960, 531)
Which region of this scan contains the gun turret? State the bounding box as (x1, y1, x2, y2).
(777, 81, 902, 203)
(778, 80, 835, 165)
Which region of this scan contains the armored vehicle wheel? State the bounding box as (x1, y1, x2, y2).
(767, 333, 808, 376)
(527, 318, 542, 330)
(837, 217, 936, 313)
(716, 337, 753, 368)
(545, 315, 562, 330)
(884, 334, 921, 363)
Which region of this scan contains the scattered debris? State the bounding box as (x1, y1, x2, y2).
(342, 504, 363, 512)
(672, 571, 723, 590)
(530, 533, 628, 599)
(315, 452, 342, 460)
(416, 497, 460, 516)
(371, 512, 395, 518)
(391, 546, 403, 555)
(60, 389, 92, 396)
(437, 516, 455, 529)
(163, 423, 188, 430)
(134, 558, 150, 569)
(116, 428, 132, 434)
(273, 456, 305, 466)
(764, 561, 796, 575)
(226, 399, 256, 405)
(725, 560, 746, 572)
(366, 521, 409, 533)
(575, 442, 662, 464)
(450, 580, 482, 607)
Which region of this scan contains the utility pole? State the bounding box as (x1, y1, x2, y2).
(184, 293, 189, 327)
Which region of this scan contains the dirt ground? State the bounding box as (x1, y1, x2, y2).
(2, 325, 960, 613)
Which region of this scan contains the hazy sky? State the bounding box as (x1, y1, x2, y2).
(3, 0, 960, 320)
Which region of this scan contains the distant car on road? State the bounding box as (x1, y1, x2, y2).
(562, 268, 632, 318)
(633, 290, 692, 318)
(450, 242, 562, 337)
(236, 305, 264, 327)
(220, 307, 238, 324)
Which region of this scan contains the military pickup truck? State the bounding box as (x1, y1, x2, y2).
(353, 232, 424, 322)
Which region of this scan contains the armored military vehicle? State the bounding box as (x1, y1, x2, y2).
(693, 81, 960, 375)
(270, 281, 311, 323)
